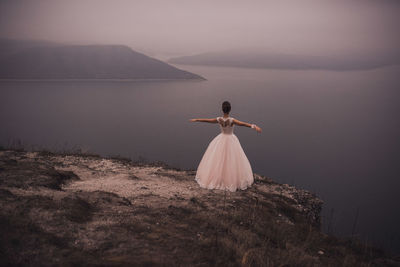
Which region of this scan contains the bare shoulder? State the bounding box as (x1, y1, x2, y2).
(232, 118, 241, 124)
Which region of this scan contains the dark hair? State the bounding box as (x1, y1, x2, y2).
(222, 101, 231, 114)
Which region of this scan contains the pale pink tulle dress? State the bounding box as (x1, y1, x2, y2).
(195, 116, 254, 192)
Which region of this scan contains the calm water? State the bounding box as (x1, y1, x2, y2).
(1, 65, 399, 254)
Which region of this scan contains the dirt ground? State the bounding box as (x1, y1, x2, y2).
(0, 150, 398, 266)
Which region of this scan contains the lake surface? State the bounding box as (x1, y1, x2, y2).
(1, 64, 399, 254)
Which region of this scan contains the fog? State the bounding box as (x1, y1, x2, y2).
(0, 0, 399, 59)
(1, 0, 400, 256)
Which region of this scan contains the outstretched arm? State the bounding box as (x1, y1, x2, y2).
(232, 119, 262, 133)
(189, 118, 218, 123)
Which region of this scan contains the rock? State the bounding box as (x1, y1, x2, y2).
(0, 149, 397, 266)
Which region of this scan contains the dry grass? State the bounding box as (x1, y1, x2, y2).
(0, 149, 398, 266)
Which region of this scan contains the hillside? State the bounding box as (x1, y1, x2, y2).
(0, 149, 399, 266)
(0, 39, 204, 80)
(169, 50, 400, 71)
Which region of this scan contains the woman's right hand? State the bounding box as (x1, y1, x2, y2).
(251, 124, 262, 133)
(189, 119, 197, 122)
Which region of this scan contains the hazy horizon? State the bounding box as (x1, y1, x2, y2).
(1, 0, 400, 258)
(0, 0, 399, 59)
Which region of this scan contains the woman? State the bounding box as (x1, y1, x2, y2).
(189, 101, 262, 192)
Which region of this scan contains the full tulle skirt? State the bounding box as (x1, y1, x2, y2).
(195, 133, 254, 192)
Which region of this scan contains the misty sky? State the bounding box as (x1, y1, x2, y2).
(0, 0, 399, 58)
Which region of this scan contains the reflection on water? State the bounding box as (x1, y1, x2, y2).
(1, 65, 399, 254)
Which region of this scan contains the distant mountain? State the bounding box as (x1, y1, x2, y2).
(169, 50, 400, 71)
(0, 39, 204, 80)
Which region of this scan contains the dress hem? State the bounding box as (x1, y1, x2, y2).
(195, 176, 254, 192)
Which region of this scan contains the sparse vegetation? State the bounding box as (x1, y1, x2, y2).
(0, 149, 398, 266)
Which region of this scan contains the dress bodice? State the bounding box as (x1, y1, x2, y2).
(217, 116, 234, 135)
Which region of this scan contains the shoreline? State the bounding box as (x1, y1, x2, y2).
(0, 77, 206, 82)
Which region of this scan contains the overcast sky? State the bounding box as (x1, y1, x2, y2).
(0, 0, 399, 58)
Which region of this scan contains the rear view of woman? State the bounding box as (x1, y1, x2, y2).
(189, 101, 262, 192)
